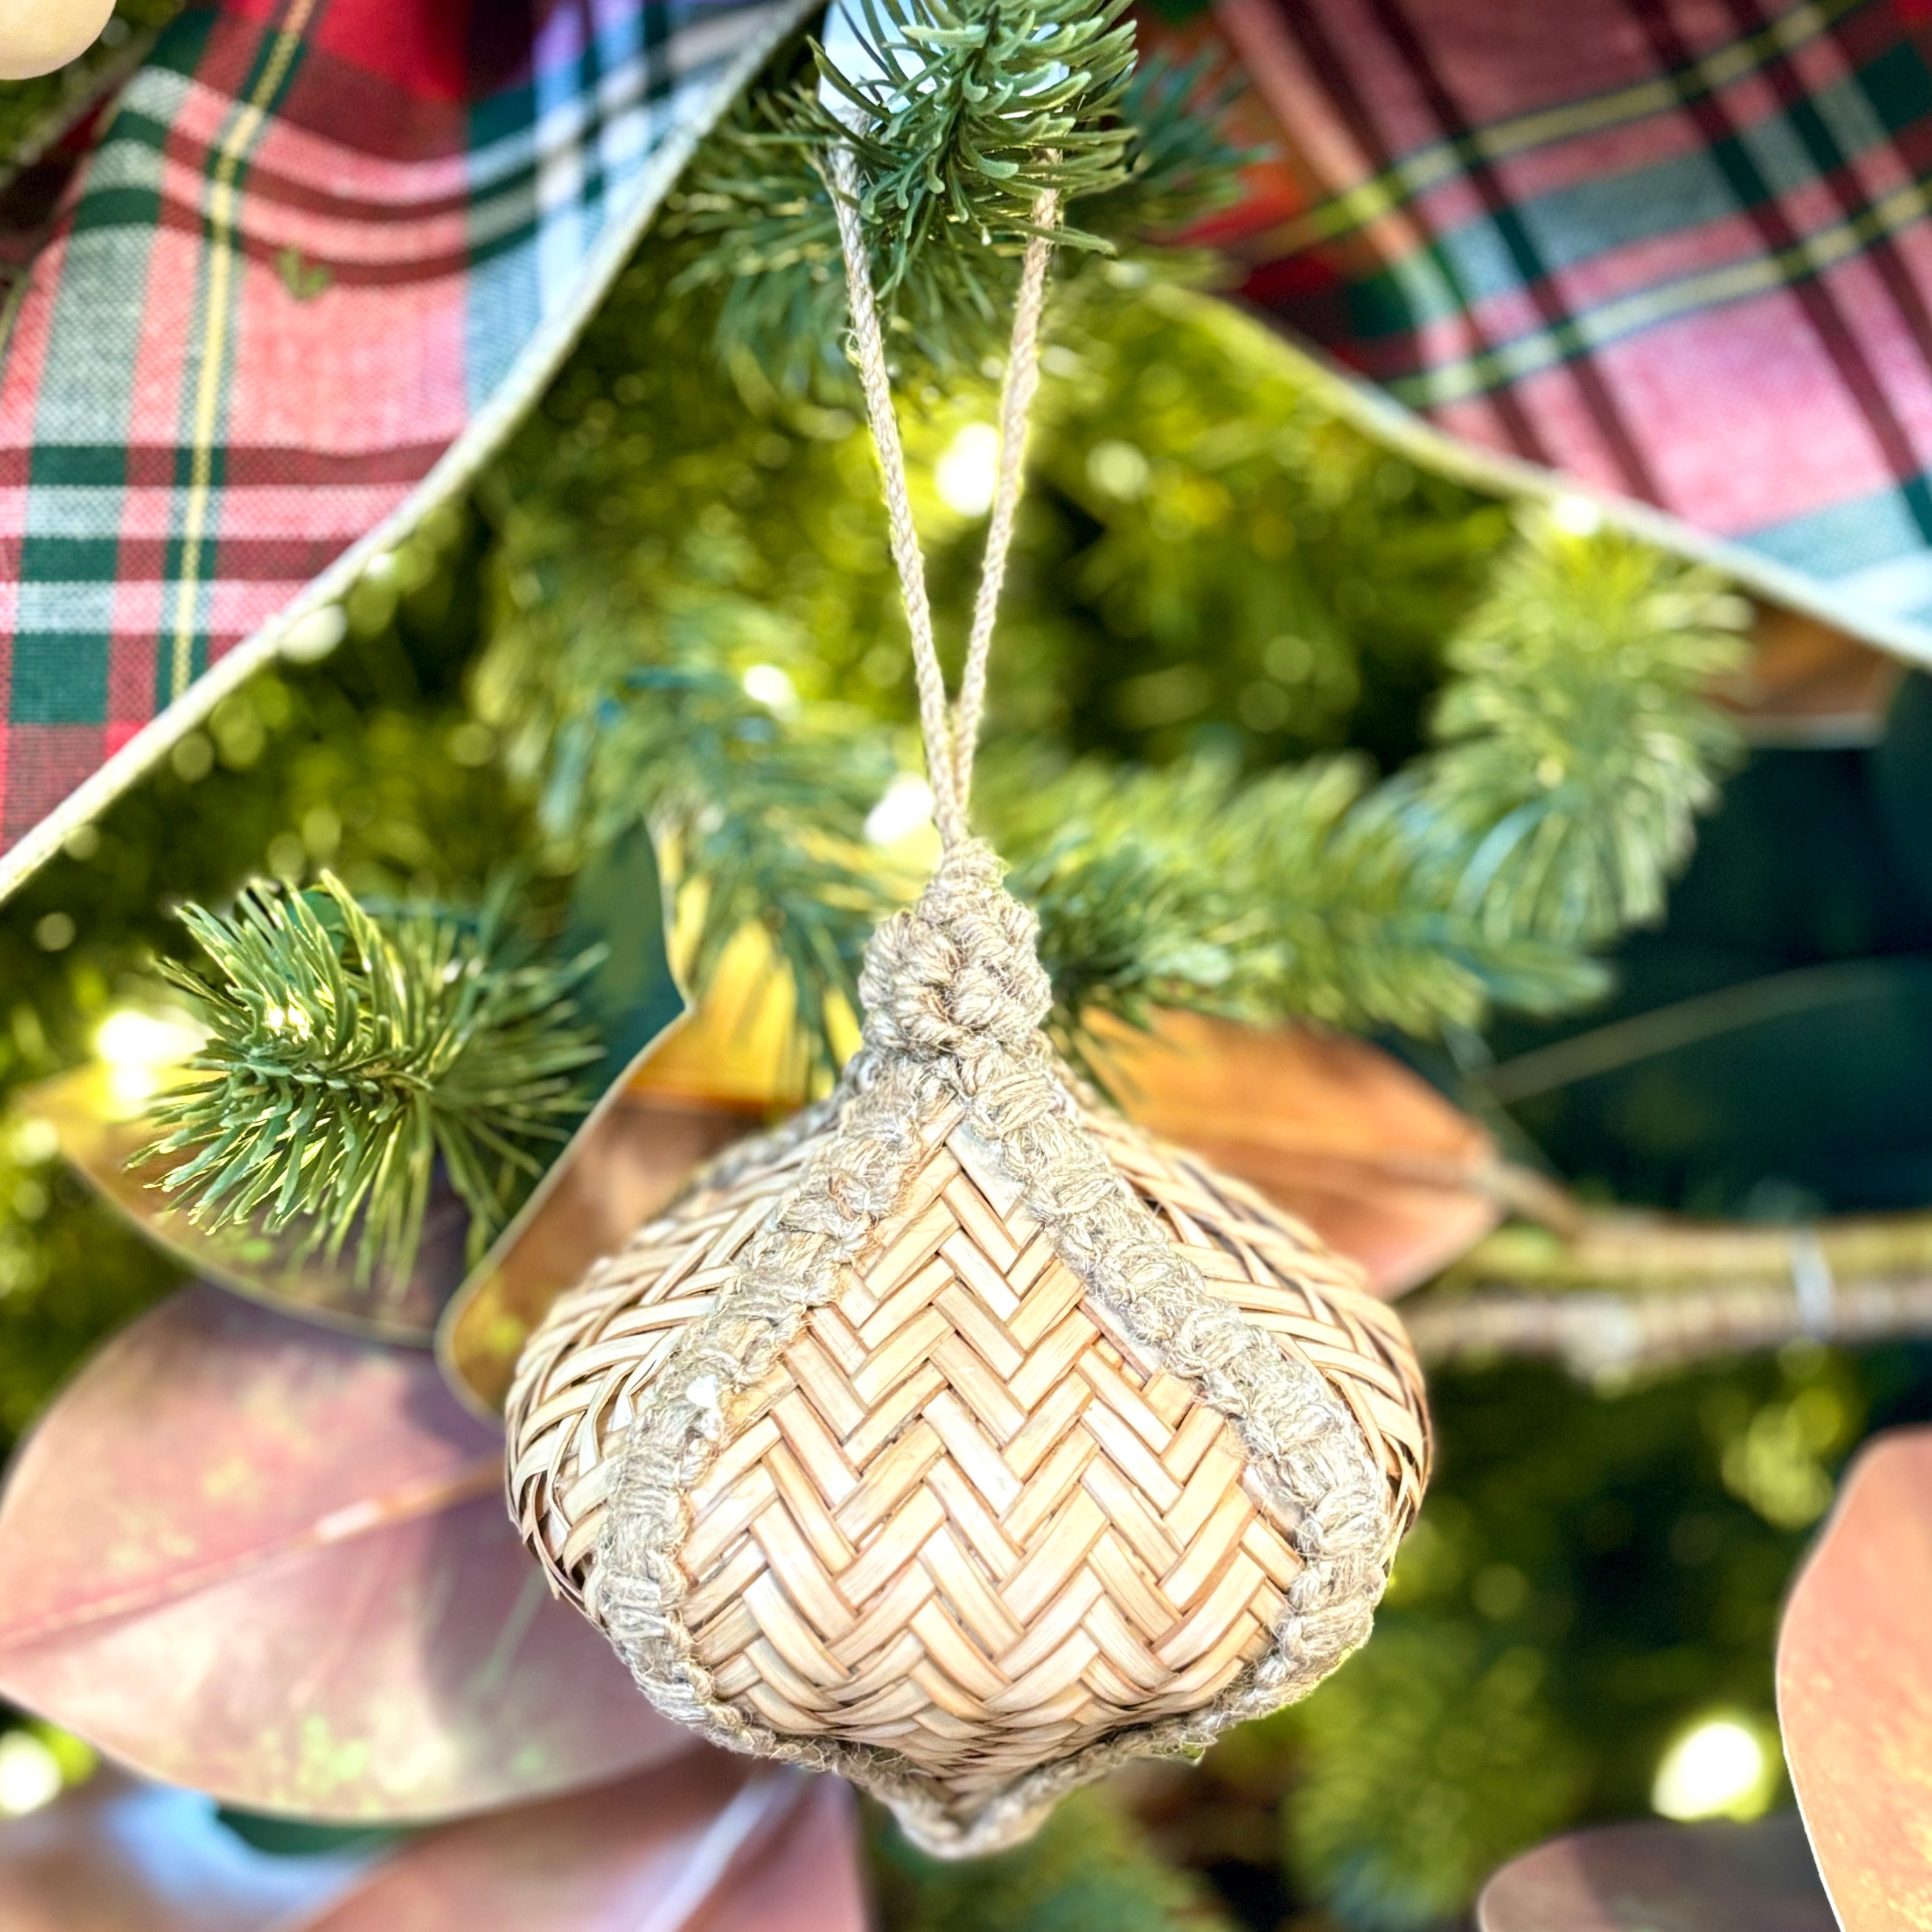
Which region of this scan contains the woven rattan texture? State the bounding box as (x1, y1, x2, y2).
(509, 1088, 1428, 1813)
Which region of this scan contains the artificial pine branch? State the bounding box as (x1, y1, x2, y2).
(141, 875, 602, 1288)
(1410, 510, 1750, 944)
(821, 0, 1137, 258)
(666, 27, 1248, 389)
(480, 503, 1740, 1065)
(993, 752, 1604, 1069)
(475, 547, 896, 1063)
(991, 516, 1745, 1052)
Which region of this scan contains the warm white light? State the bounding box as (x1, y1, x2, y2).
(1087, 439, 1151, 500)
(282, 603, 348, 663)
(1549, 493, 1602, 537)
(1652, 1716, 1768, 1820)
(96, 1007, 204, 1112)
(0, 1731, 62, 1817)
(8, 1116, 58, 1166)
(97, 1007, 202, 1069)
(741, 663, 799, 715)
(935, 424, 1000, 517)
(865, 773, 935, 846)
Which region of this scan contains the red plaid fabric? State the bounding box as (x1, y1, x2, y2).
(0, 0, 804, 892)
(1186, 0, 1932, 660)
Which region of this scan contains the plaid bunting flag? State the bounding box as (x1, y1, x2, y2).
(1192, 0, 1932, 658)
(0, 0, 805, 892)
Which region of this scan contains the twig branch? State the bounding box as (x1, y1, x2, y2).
(1407, 1276, 1932, 1378)
(1409, 1209, 1932, 1376)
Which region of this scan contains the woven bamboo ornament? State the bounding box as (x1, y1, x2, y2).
(505, 148, 1431, 1855)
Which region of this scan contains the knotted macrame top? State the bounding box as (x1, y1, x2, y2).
(860, 841, 1052, 1071)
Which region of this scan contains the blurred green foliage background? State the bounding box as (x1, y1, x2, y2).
(2, 142, 1931, 1932)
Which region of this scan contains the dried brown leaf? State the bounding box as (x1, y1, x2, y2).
(1091, 1009, 1508, 1296)
(1711, 607, 1901, 748)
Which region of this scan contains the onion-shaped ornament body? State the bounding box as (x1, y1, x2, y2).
(507, 844, 1430, 1854)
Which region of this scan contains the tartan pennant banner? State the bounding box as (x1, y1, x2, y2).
(1191, 0, 1932, 661)
(0, 0, 808, 893)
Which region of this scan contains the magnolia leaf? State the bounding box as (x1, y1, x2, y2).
(1778, 1428, 1932, 1931)
(437, 920, 832, 1416)
(436, 1089, 756, 1415)
(1476, 1814, 1833, 1932)
(1710, 607, 1901, 749)
(626, 919, 835, 1113)
(0, 1757, 863, 1932)
(0, 1286, 687, 1820)
(0, 1769, 375, 1932)
(560, 818, 694, 1103)
(1090, 1009, 1510, 1296)
(289, 1758, 864, 1932)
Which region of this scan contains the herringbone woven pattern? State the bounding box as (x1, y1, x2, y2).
(509, 1092, 1427, 1810)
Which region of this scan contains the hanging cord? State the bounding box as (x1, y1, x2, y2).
(827, 145, 1059, 848)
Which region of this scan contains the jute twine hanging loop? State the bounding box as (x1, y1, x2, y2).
(505, 144, 1431, 1855)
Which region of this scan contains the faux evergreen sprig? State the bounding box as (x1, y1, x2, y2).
(988, 514, 1747, 1048)
(993, 752, 1604, 1066)
(141, 876, 603, 1288)
(823, 0, 1137, 254)
(667, 21, 1249, 387)
(1406, 511, 1749, 944)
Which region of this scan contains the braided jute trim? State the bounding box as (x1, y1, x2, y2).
(593, 843, 1394, 1856)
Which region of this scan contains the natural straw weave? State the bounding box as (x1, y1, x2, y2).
(507, 844, 1430, 1853)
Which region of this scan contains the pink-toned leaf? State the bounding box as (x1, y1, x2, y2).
(697, 1773, 867, 1932)
(1091, 1008, 1510, 1296)
(0, 1285, 687, 1820)
(1779, 1427, 1932, 1930)
(290, 1758, 865, 1932)
(0, 1757, 865, 1932)
(0, 1768, 374, 1931)
(1476, 1814, 1833, 1932)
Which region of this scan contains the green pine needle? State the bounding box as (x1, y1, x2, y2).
(993, 516, 1746, 1054)
(1281, 1617, 1590, 1929)
(1411, 509, 1750, 945)
(476, 552, 897, 1067)
(666, 17, 1250, 388)
(872, 1787, 1233, 1930)
(822, 0, 1138, 254)
(994, 753, 1604, 1068)
(140, 875, 603, 1288)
